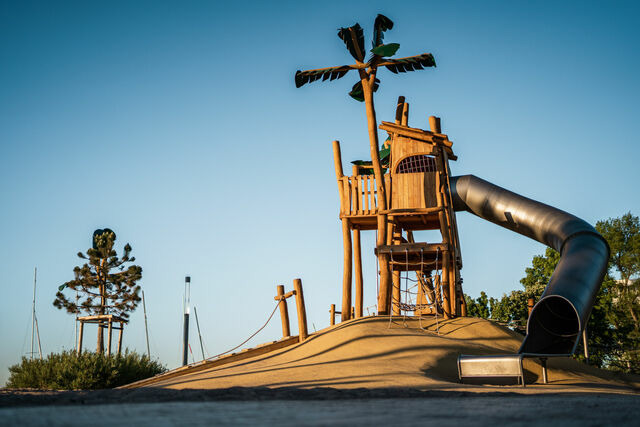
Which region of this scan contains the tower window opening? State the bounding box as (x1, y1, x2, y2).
(396, 155, 437, 173)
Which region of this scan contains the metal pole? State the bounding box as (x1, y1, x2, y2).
(35, 314, 42, 360)
(31, 267, 36, 360)
(142, 290, 151, 359)
(182, 276, 190, 366)
(582, 327, 589, 364)
(193, 306, 205, 360)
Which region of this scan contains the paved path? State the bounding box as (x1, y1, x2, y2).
(1, 393, 638, 426)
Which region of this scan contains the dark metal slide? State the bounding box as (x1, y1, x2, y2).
(449, 175, 609, 355)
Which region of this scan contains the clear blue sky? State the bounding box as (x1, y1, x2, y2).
(1, 0, 639, 385)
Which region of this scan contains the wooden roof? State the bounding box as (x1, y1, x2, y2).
(379, 121, 457, 160)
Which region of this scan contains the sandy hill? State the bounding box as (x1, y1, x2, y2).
(129, 316, 639, 394)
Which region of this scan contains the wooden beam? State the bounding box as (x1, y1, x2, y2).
(379, 121, 452, 147)
(376, 242, 450, 254)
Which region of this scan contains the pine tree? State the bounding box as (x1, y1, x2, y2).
(53, 229, 143, 353)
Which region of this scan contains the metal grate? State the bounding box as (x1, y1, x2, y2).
(396, 155, 437, 173)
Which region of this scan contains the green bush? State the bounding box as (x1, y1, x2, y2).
(6, 350, 166, 389)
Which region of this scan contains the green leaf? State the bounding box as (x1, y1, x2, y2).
(371, 43, 399, 57)
(58, 284, 67, 291)
(348, 78, 380, 102)
(348, 81, 364, 102)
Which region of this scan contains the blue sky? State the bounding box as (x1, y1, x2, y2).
(1, 1, 639, 385)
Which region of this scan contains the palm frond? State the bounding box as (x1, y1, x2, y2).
(338, 23, 365, 62)
(295, 65, 354, 88)
(348, 78, 380, 102)
(380, 53, 436, 73)
(372, 14, 394, 47)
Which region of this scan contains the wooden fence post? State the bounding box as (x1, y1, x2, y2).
(77, 321, 84, 355)
(107, 319, 113, 357)
(277, 285, 291, 338)
(330, 304, 336, 326)
(117, 324, 124, 355)
(293, 278, 308, 342)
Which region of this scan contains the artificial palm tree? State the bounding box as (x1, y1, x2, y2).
(295, 14, 436, 313)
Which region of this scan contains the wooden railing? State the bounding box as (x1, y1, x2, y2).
(339, 173, 439, 217)
(339, 175, 381, 216)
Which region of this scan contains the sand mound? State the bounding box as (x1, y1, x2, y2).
(136, 316, 639, 393)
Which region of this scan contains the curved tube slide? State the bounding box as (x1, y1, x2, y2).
(449, 175, 609, 355)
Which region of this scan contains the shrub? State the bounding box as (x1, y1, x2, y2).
(6, 350, 166, 389)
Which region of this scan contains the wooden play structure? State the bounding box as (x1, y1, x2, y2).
(76, 314, 126, 356)
(332, 97, 465, 322)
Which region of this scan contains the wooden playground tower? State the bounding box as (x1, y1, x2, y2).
(332, 97, 466, 322)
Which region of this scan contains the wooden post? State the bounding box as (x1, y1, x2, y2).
(107, 318, 113, 357)
(351, 164, 364, 320)
(117, 324, 123, 356)
(335, 140, 352, 322)
(449, 261, 457, 316)
(395, 96, 405, 124)
(330, 304, 336, 326)
(341, 218, 353, 322)
(293, 278, 308, 342)
(391, 224, 402, 315)
(332, 140, 344, 180)
(276, 285, 291, 338)
(429, 116, 441, 133)
(360, 73, 391, 317)
(353, 227, 363, 319)
(442, 253, 452, 319)
(77, 320, 84, 355)
(460, 290, 468, 317)
(333, 140, 346, 215)
(401, 102, 409, 127)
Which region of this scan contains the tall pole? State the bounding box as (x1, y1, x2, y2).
(31, 267, 36, 360)
(182, 276, 190, 366)
(142, 290, 151, 359)
(360, 70, 391, 315)
(194, 306, 205, 360)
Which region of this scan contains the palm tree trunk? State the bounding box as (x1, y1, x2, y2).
(361, 71, 392, 314)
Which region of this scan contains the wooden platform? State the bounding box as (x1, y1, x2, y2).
(376, 242, 450, 271)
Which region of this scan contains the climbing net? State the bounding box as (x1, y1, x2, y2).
(388, 246, 442, 334)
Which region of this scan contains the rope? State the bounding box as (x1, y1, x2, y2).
(205, 299, 281, 361)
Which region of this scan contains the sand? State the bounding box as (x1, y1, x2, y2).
(2, 317, 638, 425)
(131, 316, 639, 393)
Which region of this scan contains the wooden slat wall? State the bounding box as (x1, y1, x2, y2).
(341, 175, 381, 216)
(389, 172, 437, 210)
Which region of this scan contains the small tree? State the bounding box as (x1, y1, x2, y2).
(464, 291, 491, 319)
(54, 229, 142, 353)
(596, 212, 640, 372)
